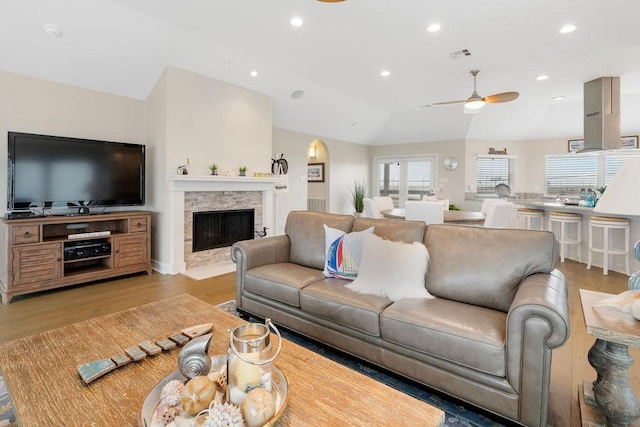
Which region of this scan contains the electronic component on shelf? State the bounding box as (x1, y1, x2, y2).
(64, 240, 111, 261)
(68, 230, 111, 239)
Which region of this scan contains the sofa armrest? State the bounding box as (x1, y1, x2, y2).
(231, 235, 291, 304)
(505, 269, 569, 426)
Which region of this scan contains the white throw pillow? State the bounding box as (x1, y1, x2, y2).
(323, 225, 374, 280)
(346, 233, 431, 301)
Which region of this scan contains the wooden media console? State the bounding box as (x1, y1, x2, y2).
(0, 211, 152, 304)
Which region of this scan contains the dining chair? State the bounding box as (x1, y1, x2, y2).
(372, 196, 394, 213)
(422, 196, 449, 210)
(480, 198, 503, 215)
(483, 201, 514, 228)
(404, 201, 444, 224)
(363, 198, 379, 218)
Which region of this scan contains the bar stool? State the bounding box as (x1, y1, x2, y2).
(517, 208, 545, 230)
(549, 212, 582, 263)
(587, 216, 631, 276)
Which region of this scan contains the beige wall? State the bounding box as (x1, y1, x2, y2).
(144, 70, 168, 264)
(164, 67, 272, 176)
(0, 70, 145, 212)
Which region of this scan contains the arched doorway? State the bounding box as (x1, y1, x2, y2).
(307, 139, 329, 212)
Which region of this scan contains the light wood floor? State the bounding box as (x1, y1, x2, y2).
(0, 261, 637, 427)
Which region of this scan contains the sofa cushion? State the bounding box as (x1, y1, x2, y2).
(346, 233, 431, 301)
(424, 225, 558, 312)
(300, 278, 393, 336)
(285, 211, 354, 270)
(244, 263, 326, 307)
(323, 225, 374, 280)
(381, 298, 507, 376)
(353, 216, 425, 243)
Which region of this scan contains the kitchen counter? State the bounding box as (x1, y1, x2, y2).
(463, 197, 639, 275)
(520, 202, 639, 276)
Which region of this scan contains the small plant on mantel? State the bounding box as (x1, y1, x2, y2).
(209, 163, 218, 175)
(351, 180, 366, 215)
(239, 166, 247, 176)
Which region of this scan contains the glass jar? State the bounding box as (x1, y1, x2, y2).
(227, 318, 281, 405)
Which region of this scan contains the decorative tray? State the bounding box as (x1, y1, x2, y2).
(138, 355, 289, 427)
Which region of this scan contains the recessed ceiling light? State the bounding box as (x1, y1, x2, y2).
(559, 24, 577, 34)
(380, 70, 391, 77)
(536, 75, 549, 81)
(552, 96, 564, 101)
(291, 90, 304, 99)
(291, 17, 303, 27)
(427, 24, 441, 33)
(43, 24, 63, 38)
(250, 70, 258, 77)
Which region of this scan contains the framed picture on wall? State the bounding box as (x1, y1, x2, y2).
(307, 163, 325, 182)
(621, 135, 639, 148)
(568, 139, 584, 152)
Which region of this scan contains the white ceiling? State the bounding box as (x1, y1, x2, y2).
(2, 0, 640, 145)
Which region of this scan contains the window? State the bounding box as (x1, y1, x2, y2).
(545, 151, 640, 196)
(545, 155, 597, 195)
(476, 155, 514, 194)
(375, 156, 436, 207)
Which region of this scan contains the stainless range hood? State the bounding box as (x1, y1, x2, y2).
(583, 76, 621, 151)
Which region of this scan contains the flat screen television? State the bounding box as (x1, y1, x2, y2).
(7, 132, 145, 214)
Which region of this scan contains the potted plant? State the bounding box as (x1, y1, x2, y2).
(209, 163, 218, 175)
(351, 180, 366, 216)
(239, 166, 247, 176)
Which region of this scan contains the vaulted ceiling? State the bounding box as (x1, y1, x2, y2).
(2, 0, 640, 145)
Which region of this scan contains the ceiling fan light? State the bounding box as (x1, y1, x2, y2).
(464, 99, 485, 111)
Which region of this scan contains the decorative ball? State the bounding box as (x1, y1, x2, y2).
(181, 376, 217, 416)
(240, 387, 276, 427)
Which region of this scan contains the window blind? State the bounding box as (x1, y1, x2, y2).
(545, 155, 597, 195)
(476, 157, 510, 194)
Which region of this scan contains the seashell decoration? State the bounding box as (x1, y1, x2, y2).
(240, 387, 276, 427)
(178, 333, 213, 379)
(181, 376, 217, 416)
(593, 290, 640, 321)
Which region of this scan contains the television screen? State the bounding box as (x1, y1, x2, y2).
(7, 132, 145, 213)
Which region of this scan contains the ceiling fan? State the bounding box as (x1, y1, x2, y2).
(431, 70, 519, 114)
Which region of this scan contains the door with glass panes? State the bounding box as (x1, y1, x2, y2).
(375, 156, 435, 207)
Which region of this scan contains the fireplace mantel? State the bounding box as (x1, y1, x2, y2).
(168, 175, 284, 192)
(165, 175, 284, 274)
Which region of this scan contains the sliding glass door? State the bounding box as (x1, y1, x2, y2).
(375, 156, 436, 207)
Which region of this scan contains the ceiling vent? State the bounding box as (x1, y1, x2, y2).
(449, 49, 471, 60)
(583, 77, 621, 151)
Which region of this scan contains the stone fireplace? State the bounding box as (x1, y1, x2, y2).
(185, 193, 261, 269)
(167, 175, 281, 274)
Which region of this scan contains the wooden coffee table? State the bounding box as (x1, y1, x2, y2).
(0, 294, 444, 426)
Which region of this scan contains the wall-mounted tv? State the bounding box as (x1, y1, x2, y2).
(7, 132, 145, 215)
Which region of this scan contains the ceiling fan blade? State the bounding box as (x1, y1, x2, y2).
(484, 91, 519, 103)
(430, 99, 466, 106)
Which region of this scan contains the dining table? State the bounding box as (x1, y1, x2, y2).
(381, 208, 486, 224)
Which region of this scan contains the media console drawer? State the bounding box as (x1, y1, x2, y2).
(129, 217, 148, 233)
(12, 225, 40, 245)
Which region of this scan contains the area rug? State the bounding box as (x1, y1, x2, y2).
(216, 300, 506, 427)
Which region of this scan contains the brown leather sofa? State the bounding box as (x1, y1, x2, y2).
(231, 211, 569, 426)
